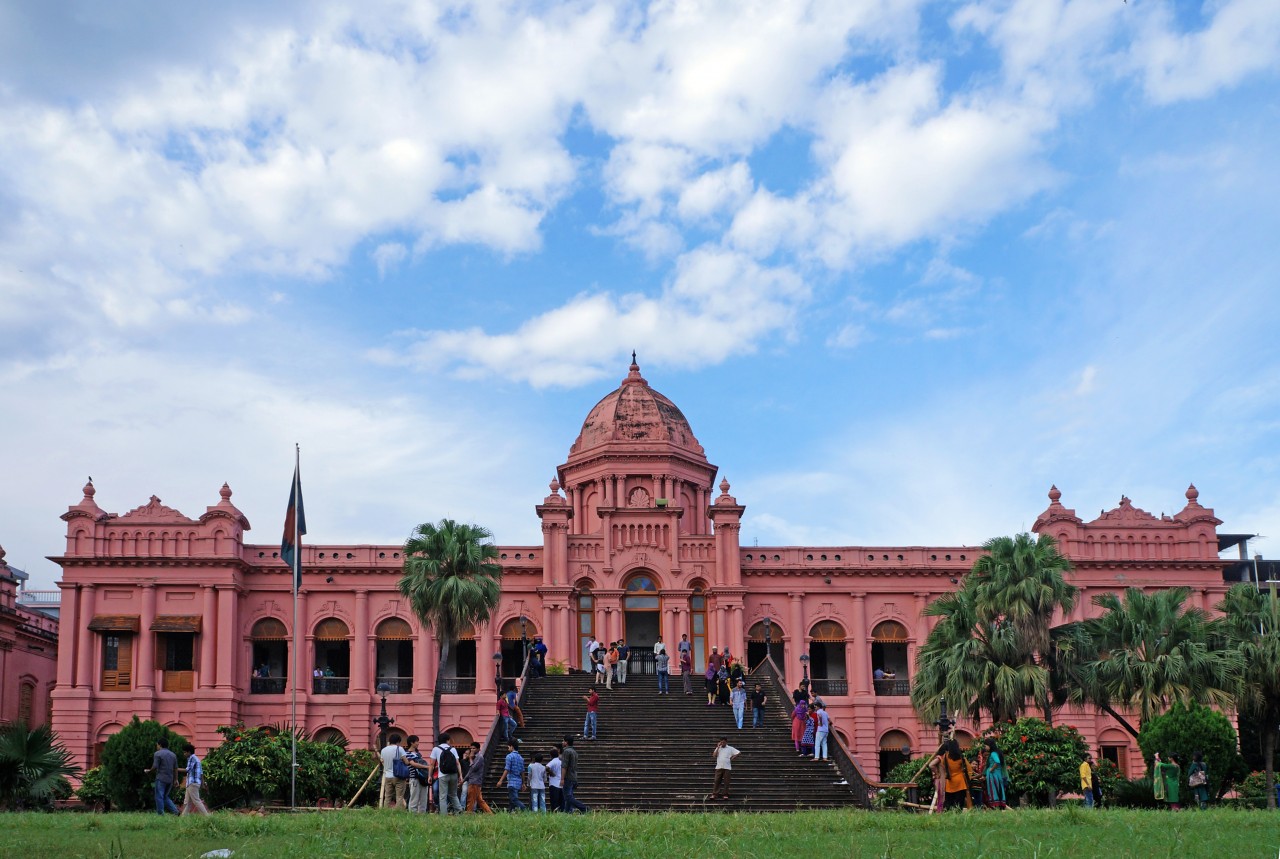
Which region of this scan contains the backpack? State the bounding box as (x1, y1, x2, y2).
(436, 746, 459, 775)
(392, 753, 412, 780)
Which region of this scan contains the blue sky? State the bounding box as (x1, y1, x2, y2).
(2, 0, 1278, 589)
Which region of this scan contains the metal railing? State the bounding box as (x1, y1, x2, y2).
(312, 676, 350, 694)
(376, 676, 413, 694)
(250, 677, 287, 694)
(873, 678, 911, 697)
(628, 650, 657, 675)
(810, 678, 848, 697)
(438, 677, 476, 695)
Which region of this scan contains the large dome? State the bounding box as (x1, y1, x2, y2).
(568, 357, 705, 459)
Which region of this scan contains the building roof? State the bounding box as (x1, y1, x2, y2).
(568, 356, 705, 460)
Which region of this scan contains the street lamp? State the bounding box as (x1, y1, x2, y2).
(936, 696, 954, 741)
(799, 652, 810, 684)
(493, 651, 504, 689)
(763, 617, 772, 660)
(372, 681, 394, 749)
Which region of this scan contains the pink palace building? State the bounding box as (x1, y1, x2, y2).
(51, 360, 1237, 779)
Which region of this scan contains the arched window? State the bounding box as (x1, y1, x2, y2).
(250, 618, 288, 694)
(576, 587, 595, 671)
(440, 623, 477, 693)
(499, 617, 538, 680)
(376, 618, 413, 693)
(879, 729, 914, 780)
(689, 587, 707, 670)
(807, 621, 847, 696)
(871, 620, 910, 697)
(313, 618, 350, 694)
(17, 681, 36, 727)
(746, 620, 785, 671)
(314, 727, 346, 746)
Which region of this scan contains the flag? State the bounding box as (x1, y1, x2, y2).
(281, 460, 307, 589)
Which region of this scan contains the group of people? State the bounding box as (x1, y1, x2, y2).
(143, 737, 210, 816)
(788, 682, 833, 761)
(1152, 751, 1209, 811)
(495, 735, 591, 812)
(585, 636, 634, 689)
(925, 738, 1012, 811)
(378, 733, 494, 814)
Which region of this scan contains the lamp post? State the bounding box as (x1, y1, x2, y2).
(936, 696, 954, 742)
(372, 681, 394, 749)
(799, 652, 810, 684)
(520, 614, 529, 670)
(763, 617, 772, 661)
(493, 651, 504, 691)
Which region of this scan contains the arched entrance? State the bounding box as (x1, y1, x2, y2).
(808, 620, 847, 696)
(879, 729, 913, 780)
(623, 574, 660, 673)
(250, 617, 288, 694)
(576, 586, 595, 671)
(688, 586, 707, 670)
(313, 618, 350, 694)
(499, 616, 538, 681)
(746, 620, 785, 671)
(375, 617, 413, 693)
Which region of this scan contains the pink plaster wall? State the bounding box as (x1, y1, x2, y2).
(0, 553, 59, 727)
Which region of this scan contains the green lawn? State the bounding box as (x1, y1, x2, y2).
(1, 808, 1278, 859)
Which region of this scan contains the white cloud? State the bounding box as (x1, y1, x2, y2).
(391, 246, 809, 387)
(1131, 0, 1280, 103)
(372, 242, 407, 278)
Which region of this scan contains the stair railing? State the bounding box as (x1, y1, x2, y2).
(752, 655, 915, 809)
(478, 650, 534, 779)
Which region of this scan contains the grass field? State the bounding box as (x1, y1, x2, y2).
(1, 807, 1278, 859)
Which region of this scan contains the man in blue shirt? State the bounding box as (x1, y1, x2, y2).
(143, 738, 179, 815)
(496, 740, 526, 811)
(177, 743, 210, 815)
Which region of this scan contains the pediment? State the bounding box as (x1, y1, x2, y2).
(117, 495, 196, 525)
(1090, 496, 1159, 526)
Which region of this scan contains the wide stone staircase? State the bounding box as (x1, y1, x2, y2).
(481, 666, 866, 811)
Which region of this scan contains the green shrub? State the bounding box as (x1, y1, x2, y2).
(99, 717, 187, 811)
(0, 722, 81, 810)
(1093, 757, 1123, 807)
(75, 767, 111, 810)
(203, 724, 382, 808)
(546, 659, 569, 676)
(1238, 770, 1278, 799)
(1138, 702, 1248, 799)
(979, 718, 1088, 806)
(884, 757, 937, 800)
(1109, 776, 1163, 809)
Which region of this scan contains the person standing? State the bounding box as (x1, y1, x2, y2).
(378, 734, 409, 809)
(176, 743, 209, 816)
(582, 687, 599, 739)
(616, 639, 630, 685)
(528, 753, 548, 813)
(585, 635, 601, 672)
(814, 703, 831, 761)
(497, 740, 527, 811)
(546, 746, 563, 812)
(654, 635, 666, 657)
(750, 683, 768, 728)
(404, 736, 432, 813)
(1079, 754, 1095, 809)
(560, 735, 589, 813)
(605, 642, 618, 690)
(982, 738, 1009, 809)
(532, 636, 548, 677)
(938, 739, 971, 811)
(497, 691, 518, 740)
(506, 685, 526, 728)
(431, 735, 464, 816)
(143, 738, 180, 816)
(655, 648, 670, 694)
(800, 701, 817, 757)
(730, 680, 747, 729)
(712, 737, 740, 800)
(462, 742, 494, 814)
(1154, 752, 1181, 811)
(1188, 750, 1209, 810)
(705, 660, 718, 706)
(791, 699, 808, 752)
(680, 650, 694, 695)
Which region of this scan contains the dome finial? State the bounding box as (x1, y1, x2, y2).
(623, 351, 646, 385)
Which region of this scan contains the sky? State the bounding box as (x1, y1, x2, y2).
(2, 0, 1278, 590)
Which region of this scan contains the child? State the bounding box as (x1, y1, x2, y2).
(528, 753, 547, 812)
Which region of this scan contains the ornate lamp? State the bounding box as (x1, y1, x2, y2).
(799, 652, 810, 684)
(372, 681, 395, 749)
(763, 617, 772, 660)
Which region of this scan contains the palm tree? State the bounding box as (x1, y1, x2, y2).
(913, 533, 1075, 727)
(1067, 587, 1241, 740)
(0, 722, 81, 809)
(399, 519, 503, 739)
(912, 579, 1053, 726)
(1216, 583, 1280, 809)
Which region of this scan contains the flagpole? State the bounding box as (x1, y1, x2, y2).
(291, 443, 299, 810)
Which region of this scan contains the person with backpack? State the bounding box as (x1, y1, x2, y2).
(404, 735, 433, 812)
(431, 735, 464, 815)
(496, 739, 527, 811)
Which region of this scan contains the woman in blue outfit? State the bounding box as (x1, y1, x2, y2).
(982, 737, 1009, 809)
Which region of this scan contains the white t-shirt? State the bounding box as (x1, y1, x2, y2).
(529, 761, 547, 790)
(715, 745, 739, 770)
(546, 757, 563, 788)
(380, 743, 405, 778)
(654, 641, 666, 654)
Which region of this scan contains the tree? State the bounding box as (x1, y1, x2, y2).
(980, 717, 1089, 806)
(399, 518, 503, 739)
(0, 722, 80, 809)
(1216, 583, 1280, 808)
(1137, 702, 1247, 802)
(1066, 587, 1240, 740)
(913, 533, 1075, 726)
(99, 717, 188, 811)
(912, 578, 1053, 725)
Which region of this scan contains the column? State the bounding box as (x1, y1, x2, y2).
(75, 585, 96, 688)
(57, 584, 79, 689)
(789, 592, 805, 687)
(662, 606, 677, 648)
(199, 586, 217, 689)
(696, 488, 706, 533)
(352, 590, 370, 695)
(541, 604, 552, 659)
(477, 621, 498, 694)
(294, 589, 310, 699)
(851, 595, 870, 694)
(215, 586, 237, 690)
(413, 620, 433, 695)
(137, 584, 157, 692)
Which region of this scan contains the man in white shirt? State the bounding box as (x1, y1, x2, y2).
(546, 747, 564, 812)
(585, 636, 601, 671)
(712, 737, 740, 800)
(653, 636, 666, 655)
(430, 735, 464, 815)
(379, 734, 409, 808)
